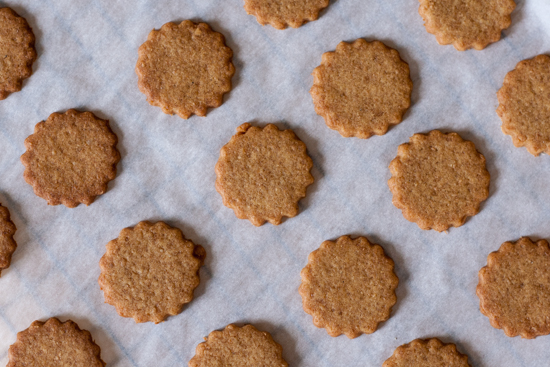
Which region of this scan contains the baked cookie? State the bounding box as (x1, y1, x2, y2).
(388, 130, 490, 232)
(136, 20, 234, 119)
(310, 39, 412, 139)
(189, 324, 288, 367)
(497, 55, 550, 156)
(0, 203, 16, 276)
(215, 123, 314, 226)
(383, 338, 471, 367)
(477, 237, 550, 338)
(243, 0, 330, 29)
(299, 235, 398, 338)
(21, 109, 120, 208)
(418, 0, 515, 51)
(7, 318, 105, 367)
(99, 221, 205, 324)
(0, 7, 36, 100)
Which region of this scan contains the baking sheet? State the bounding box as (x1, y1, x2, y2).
(0, 0, 549, 366)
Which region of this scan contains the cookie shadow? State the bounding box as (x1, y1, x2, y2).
(437, 335, 487, 367)
(232, 320, 301, 366)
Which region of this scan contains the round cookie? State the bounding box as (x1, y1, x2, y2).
(243, 0, 330, 29)
(189, 324, 288, 367)
(99, 221, 205, 324)
(215, 123, 314, 226)
(7, 318, 105, 367)
(383, 338, 471, 367)
(477, 237, 550, 339)
(310, 39, 412, 139)
(299, 235, 398, 338)
(388, 130, 490, 232)
(497, 55, 550, 156)
(0, 203, 16, 276)
(136, 20, 235, 119)
(0, 7, 36, 100)
(418, 0, 515, 51)
(20, 109, 120, 208)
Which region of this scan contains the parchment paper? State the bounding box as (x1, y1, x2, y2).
(0, 0, 549, 366)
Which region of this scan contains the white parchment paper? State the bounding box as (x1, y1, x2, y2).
(0, 0, 549, 366)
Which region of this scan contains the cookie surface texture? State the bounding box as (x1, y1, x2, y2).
(310, 39, 412, 139)
(136, 20, 234, 119)
(497, 55, 550, 156)
(477, 237, 550, 338)
(20, 109, 120, 208)
(7, 318, 105, 367)
(299, 235, 398, 338)
(243, 0, 329, 29)
(0, 203, 16, 276)
(388, 130, 490, 232)
(0, 7, 36, 100)
(383, 338, 471, 367)
(189, 324, 288, 367)
(215, 123, 314, 226)
(418, 0, 515, 51)
(99, 221, 205, 323)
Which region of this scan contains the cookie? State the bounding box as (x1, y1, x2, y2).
(99, 221, 205, 324)
(0, 8, 36, 100)
(7, 318, 105, 367)
(0, 203, 16, 276)
(476, 237, 550, 338)
(310, 39, 412, 139)
(189, 324, 288, 367)
(383, 338, 471, 367)
(418, 0, 515, 51)
(136, 20, 235, 119)
(243, 0, 330, 29)
(388, 130, 490, 232)
(497, 55, 550, 156)
(20, 109, 120, 208)
(299, 235, 398, 338)
(215, 123, 314, 226)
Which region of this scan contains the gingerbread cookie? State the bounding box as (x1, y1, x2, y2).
(7, 318, 105, 367)
(477, 237, 550, 338)
(243, 0, 330, 29)
(99, 221, 205, 324)
(497, 55, 550, 156)
(215, 123, 314, 226)
(0, 7, 36, 100)
(299, 235, 398, 338)
(388, 130, 490, 232)
(136, 20, 234, 119)
(383, 338, 471, 367)
(0, 203, 16, 276)
(21, 109, 120, 208)
(418, 0, 515, 51)
(310, 39, 412, 139)
(189, 324, 288, 367)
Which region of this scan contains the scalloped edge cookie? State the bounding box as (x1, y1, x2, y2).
(383, 338, 471, 367)
(0, 203, 16, 277)
(243, 0, 330, 29)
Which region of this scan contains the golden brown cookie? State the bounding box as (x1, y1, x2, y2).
(0, 8, 36, 100)
(215, 123, 314, 226)
(20, 109, 120, 208)
(136, 20, 234, 119)
(189, 324, 288, 367)
(7, 318, 105, 367)
(243, 0, 330, 29)
(418, 0, 515, 51)
(310, 39, 412, 139)
(497, 55, 550, 156)
(383, 338, 471, 367)
(0, 203, 16, 276)
(99, 221, 205, 324)
(388, 130, 490, 232)
(299, 235, 398, 338)
(477, 237, 550, 339)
